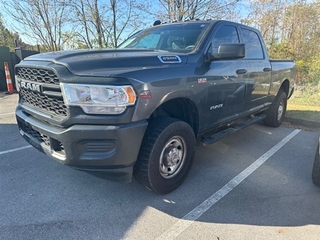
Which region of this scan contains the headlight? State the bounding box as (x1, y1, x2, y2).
(61, 83, 136, 114)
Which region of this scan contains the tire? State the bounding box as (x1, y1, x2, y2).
(264, 91, 287, 127)
(134, 117, 196, 194)
(312, 141, 320, 187)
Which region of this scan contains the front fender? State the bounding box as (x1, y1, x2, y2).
(131, 88, 195, 122)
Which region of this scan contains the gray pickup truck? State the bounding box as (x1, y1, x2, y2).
(15, 20, 296, 194)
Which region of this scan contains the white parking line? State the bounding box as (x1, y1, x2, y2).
(157, 129, 301, 240)
(0, 145, 32, 155)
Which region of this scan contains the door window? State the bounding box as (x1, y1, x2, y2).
(211, 26, 240, 53)
(241, 29, 264, 59)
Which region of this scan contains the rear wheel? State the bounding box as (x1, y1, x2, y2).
(134, 117, 196, 194)
(264, 90, 287, 127)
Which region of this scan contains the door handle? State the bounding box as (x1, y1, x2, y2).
(263, 67, 271, 72)
(236, 69, 247, 74)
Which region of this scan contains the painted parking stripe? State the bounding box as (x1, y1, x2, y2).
(0, 145, 32, 155)
(157, 129, 301, 240)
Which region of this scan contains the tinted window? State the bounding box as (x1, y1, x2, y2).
(211, 25, 239, 53)
(241, 29, 264, 59)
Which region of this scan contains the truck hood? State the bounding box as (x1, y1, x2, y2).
(24, 49, 188, 77)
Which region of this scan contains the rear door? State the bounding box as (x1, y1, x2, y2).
(240, 27, 272, 110)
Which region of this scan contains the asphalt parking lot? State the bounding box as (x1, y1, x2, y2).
(1, 93, 320, 240)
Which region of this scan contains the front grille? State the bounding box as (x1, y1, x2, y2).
(20, 88, 67, 116)
(17, 67, 60, 85)
(16, 67, 67, 118)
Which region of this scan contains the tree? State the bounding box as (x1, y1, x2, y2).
(245, 0, 320, 85)
(243, 0, 288, 47)
(158, 0, 240, 21)
(0, 16, 38, 52)
(281, 2, 320, 59)
(69, 0, 149, 48)
(68, 0, 105, 48)
(1, 0, 72, 51)
(107, 0, 149, 47)
(0, 15, 15, 50)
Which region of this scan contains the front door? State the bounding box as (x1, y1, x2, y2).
(202, 24, 248, 130)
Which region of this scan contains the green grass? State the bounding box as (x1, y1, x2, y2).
(287, 86, 320, 122)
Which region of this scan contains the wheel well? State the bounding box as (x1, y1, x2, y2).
(280, 79, 290, 96)
(150, 98, 199, 136)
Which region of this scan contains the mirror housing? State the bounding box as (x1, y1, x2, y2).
(209, 44, 245, 61)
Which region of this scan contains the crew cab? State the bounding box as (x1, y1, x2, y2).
(15, 20, 296, 194)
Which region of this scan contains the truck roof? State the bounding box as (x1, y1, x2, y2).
(151, 19, 259, 33)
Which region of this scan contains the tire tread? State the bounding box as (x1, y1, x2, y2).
(264, 91, 287, 127)
(134, 117, 195, 194)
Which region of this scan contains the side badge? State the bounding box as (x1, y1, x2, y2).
(158, 55, 182, 63)
(198, 78, 207, 83)
(210, 104, 223, 110)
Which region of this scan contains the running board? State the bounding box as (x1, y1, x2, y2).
(201, 114, 266, 146)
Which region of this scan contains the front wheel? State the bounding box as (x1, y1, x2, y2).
(264, 91, 287, 127)
(134, 117, 196, 194)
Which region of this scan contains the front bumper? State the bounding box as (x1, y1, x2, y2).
(16, 107, 148, 182)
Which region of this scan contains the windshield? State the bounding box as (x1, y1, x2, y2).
(118, 22, 210, 53)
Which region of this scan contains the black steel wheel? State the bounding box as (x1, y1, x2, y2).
(134, 117, 196, 194)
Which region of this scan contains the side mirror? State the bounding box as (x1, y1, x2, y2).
(209, 44, 245, 61)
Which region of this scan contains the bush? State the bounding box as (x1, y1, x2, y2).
(295, 55, 320, 86)
(290, 84, 320, 106)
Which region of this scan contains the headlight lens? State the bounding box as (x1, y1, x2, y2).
(61, 83, 136, 114)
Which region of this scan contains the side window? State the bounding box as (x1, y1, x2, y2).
(211, 25, 239, 53)
(241, 29, 264, 59)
